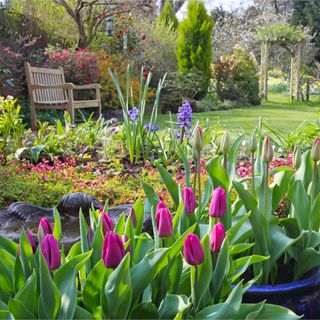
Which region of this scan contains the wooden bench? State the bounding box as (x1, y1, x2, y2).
(25, 62, 102, 130)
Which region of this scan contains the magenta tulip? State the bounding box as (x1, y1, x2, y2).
(210, 222, 226, 253)
(38, 217, 53, 237)
(183, 233, 204, 266)
(209, 187, 227, 218)
(156, 200, 167, 212)
(156, 207, 173, 238)
(26, 230, 36, 253)
(183, 187, 197, 215)
(101, 212, 113, 234)
(102, 231, 125, 269)
(41, 234, 61, 270)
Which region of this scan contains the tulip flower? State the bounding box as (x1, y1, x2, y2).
(293, 145, 302, 169)
(183, 233, 204, 266)
(311, 138, 320, 162)
(102, 231, 125, 269)
(248, 132, 257, 153)
(221, 130, 232, 154)
(129, 208, 137, 228)
(18, 230, 36, 255)
(209, 187, 227, 218)
(210, 222, 226, 253)
(183, 187, 197, 215)
(38, 217, 53, 237)
(156, 200, 167, 212)
(41, 234, 61, 270)
(262, 136, 274, 163)
(193, 124, 204, 152)
(156, 207, 173, 238)
(101, 212, 113, 234)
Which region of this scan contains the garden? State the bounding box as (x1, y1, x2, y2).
(1, 0, 320, 319)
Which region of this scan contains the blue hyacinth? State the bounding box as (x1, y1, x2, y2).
(128, 107, 139, 123)
(144, 123, 160, 132)
(176, 100, 192, 141)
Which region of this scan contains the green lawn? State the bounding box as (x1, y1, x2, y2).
(156, 94, 320, 134)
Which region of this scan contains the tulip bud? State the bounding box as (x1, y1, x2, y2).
(183, 233, 204, 266)
(41, 234, 61, 270)
(311, 138, 320, 162)
(38, 217, 53, 237)
(156, 201, 167, 212)
(192, 147, 198, 161)
(129, 208, 137, 228)
(102, 231, 125, 269)
(183, 187, 197, 215)
(193, 124, 204, 152)
(26, 230, 36, 253)
(293, 145, 302, 169)
(248, 132, 257, 153)
(221, 131, 232, 154)
(209, 187, 227, 218)
(156, 207, 173, 238)
(101, 212, 113, 234)
(262, 136, 273, 163)
(210, 222, 226, 253)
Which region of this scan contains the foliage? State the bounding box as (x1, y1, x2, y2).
(44, 45, 100, 85)
(160, 71, 204, 113)
(158, 0, 179, 30)
(177, 0, 213, 94)
(0, 96, 25, 163)
(256, 22, 307, 43)
(268, 69, 289, 94)
(212, 47, 260, 105)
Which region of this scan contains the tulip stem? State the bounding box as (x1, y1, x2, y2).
(193, 160, 197, 192)
(311, 161, 317, 204)
(223, 154, 227, 172)
(251, 152, 255, 194)
(264, 163, 269, 217)
(197, 150, 202, 218)
(193, 264, 199, 312)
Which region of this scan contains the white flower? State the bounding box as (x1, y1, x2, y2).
(6, 95, 14, 101)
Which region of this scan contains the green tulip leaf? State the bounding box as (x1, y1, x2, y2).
(227, 134, 245, 179)
(0, 310, 14, 320)
(158, 294, 190, 319)
(133, 198, 144, 235)
(0, 235, 18, 257)
(0, 249, 15, 303)
(130, 302, 159, 319)
(206, 155, 230, 191)
(8, 298, 36, 319)
(73, 306, 95, 319)
(132, 233, 154, 265)
(294, 248, 320, 280)
(53, 208, 62, 242)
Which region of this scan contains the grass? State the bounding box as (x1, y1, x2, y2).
(155, 94, 320, 134)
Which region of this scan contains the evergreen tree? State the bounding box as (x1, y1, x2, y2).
(158, 0, 179, 30)
(177, 0, 213, 94)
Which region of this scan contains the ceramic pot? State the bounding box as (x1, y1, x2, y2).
(243, 269, 320, 319)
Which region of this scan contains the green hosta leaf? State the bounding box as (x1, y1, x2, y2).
(54, 251, 92, 319)
(38, 253, 61, 319)
(14, 270, 37, 316)
(83, 260, 108, 312)
(294, 248, 320, 280)
(206, 156, 230, 191)
(131, 248, 169, 305)
(158, 294, 190, 319)
(104, 253, 132, 319)
(8, 299, 36, 319)
(0, 235, 18, 256)
(288, 180, 310, 230)
(156, 163, 180, 206)
(130, 302, 159, 319)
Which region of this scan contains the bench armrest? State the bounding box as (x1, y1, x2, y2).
(73, 84, 102, 90)
(30, 83, 74, 90)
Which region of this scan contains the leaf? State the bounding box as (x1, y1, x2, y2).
(79, 210, 91, 273)
(38, 253, 61, 319)
(8, 299, 36, 319)
(133, 198, 144, 235)
(0, 249, 15, 303)
(19, 230, 36, 280)
(156, 163, 180, 206)
(53, 208, 62, 242)
(54, 251, 92, 319)
(227, 212, 251, 244)
(0, 235, 18, 256)
(130, 302, 159, 319)
(294, 248, 320, 280)
(73, 306, 95, 319)
(142, 183, 160, 210)
(206, 156, 230, 191)
(104, 254, 132, 319)
(13, 255, 25, 294)
(254, 303, 300, 319)
(0, 310, 14, 320)
(132, 233, 154, 265)
(177, 143, 192, 188)
(114, 213, 126, 235)
(158, 294, 190, 319)
(309, 192, 320, 231)
(227, 135, 245, 179)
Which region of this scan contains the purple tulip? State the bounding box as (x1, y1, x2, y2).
(26, 230, 36, 253)
(183, 187, 197, 215)
(183, 233, 204, 266)
(156, 201, 167, 212)
(156, 207, 173, 238)
(41, 234, 61, 270)
(129, 208, 137, 228)
(209, 187, 227, 218)
(38, 217, 53, 237)
(210, 222, 226, 253)
(102, 231, 125, 269)
(101, 212, 114, 234)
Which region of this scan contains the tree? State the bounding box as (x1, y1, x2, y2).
(177, 0, 213, 94)
(159, 0, 186, 13)
(158, 0, 178, 30)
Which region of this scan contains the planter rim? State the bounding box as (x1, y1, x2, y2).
(246, 268, 320, 294)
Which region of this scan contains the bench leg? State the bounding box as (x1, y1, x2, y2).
(30, 105, 37, 131)
(69, 107, 75, 127)
(96, 88, 101, 119)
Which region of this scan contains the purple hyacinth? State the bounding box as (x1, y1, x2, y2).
(144, 123, 160, 132)
(128, 107, 139, 123)
(176, 100, 192, 141)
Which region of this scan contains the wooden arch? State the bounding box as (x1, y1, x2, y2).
(260, 39, 304, 101)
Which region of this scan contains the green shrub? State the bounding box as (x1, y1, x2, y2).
(177, 0, 213, 94)
(158, 0, 179, 30)
(212, 47, 260, 105)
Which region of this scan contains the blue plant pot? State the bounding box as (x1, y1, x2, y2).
(243, 269, 320, 319)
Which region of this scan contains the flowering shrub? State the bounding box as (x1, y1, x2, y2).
(44, 44, 100, 85)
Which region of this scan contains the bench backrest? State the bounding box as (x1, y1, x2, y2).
(25, 62, 67, 104)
